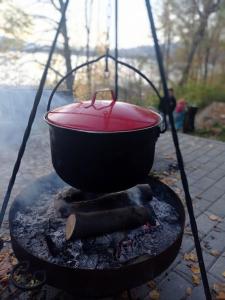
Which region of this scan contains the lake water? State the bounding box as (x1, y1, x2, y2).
(0, 51, 160, 88)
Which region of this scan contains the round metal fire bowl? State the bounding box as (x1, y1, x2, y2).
(9, 173, 185, 298)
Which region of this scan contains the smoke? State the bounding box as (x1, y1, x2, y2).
(0, 87, 73, 216)
(0, 87, 72, 148)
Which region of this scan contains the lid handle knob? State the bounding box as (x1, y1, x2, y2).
(91, 89, 117, 105)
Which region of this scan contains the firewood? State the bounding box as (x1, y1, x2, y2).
(57, 184, 153, 217)
(66, 205, 156, 240)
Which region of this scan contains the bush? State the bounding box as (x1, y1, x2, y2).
(175, 82, 225, 108)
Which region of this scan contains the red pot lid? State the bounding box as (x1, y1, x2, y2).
(45, 100, 162, 133)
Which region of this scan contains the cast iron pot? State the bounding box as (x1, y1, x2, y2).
(45, 89, 162, 193)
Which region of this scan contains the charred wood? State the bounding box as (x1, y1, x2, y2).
(66, 205, 157, 240)
(55, 184, 153, 218)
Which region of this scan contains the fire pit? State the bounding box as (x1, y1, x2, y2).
(9, 173, 184, 297)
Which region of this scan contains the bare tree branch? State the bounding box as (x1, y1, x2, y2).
(50, 0, 60, 11)
(192, 0, 203, 17)
(207, 0, 221, 14)
(34, 59, 64, 77)
(31, 14, 58, 25)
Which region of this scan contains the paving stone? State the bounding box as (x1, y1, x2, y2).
(199, 187, 225, 203)
(207, 148, 225, 157)
(216, 217, 225, 231)
(188, 149, 207, 158)
(214, 178, 225, 191)
(175, 250, 216, 285)
(184, 155, 198, 164)
(202, 161, 223, 172)
(179, 234, 195, 254)
(193, 198, 211, 213)
(158, 271, 191, 300)
(219, 161, 225, 170)
(195, 155, 213, 164)
(188, 169, 208, 181)
(186, 273, 218, 300)
(207, 168, 225, 181)
(185, 176, 199, 185)
(201, 249, 219, 269)
(193, 177, 215, 193)
(212, 154, 225, 164)
(202, 230, 225, 253)
(208, 197, 225, 217)
(175, 259, 194, 282)
(196, 213, 217, 235)
(209, 253, 225, 282)
(187, 185, 202, 198)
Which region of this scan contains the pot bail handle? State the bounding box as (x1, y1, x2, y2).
(91, 89, 117, 105)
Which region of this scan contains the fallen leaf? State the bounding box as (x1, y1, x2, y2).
(216, 291, 225, 300)
(192, 274, 201, 285)
(149, 289, 160, 300)
(209, 214, 221, 222)
(184, 252, 198, 262)
(0, 256, 12, 277)
(174, 188, 182, 195)
(0, 235, 11, 242)
(164, 155, 175, 160)
(148, 280, 156, 289)
(0, 274, 9, 285)
(210, 250, 220, 257)
(184, 228, 192, 236)
(213, 283, 225, 293)
(186, 287, 192, 296)
(191, 264, 200, 274)
(10, 255, 18, 266)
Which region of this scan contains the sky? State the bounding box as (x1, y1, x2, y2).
(16, 0, 161, 49)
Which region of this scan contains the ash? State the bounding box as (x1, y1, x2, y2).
(12, 185, 182, 270)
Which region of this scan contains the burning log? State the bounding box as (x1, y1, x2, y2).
(66, 205, 157, 240)
(56, 184, 153, 217)
(69, 184, 152, 213)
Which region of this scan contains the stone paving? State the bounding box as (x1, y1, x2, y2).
(0, 131, 225, 299)
(151, 132, 225, 300)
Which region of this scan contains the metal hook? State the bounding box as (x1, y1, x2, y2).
(104, 49, 110, 79)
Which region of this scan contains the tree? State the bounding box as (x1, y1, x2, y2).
(85, 0, 93, 95)
(160, 0, 173, 81)
(0, 0, 32, 51)
(178, 0, 221, 85)
(158, 0, 225, 86)
(46, 0, 74, 91)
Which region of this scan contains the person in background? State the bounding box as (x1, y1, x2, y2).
(174, 99, 187, 130)
(158, 88, 177, 129)
(158, 88, 177, 115)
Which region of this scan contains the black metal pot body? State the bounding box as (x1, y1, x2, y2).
(48, 124, 160, 192)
